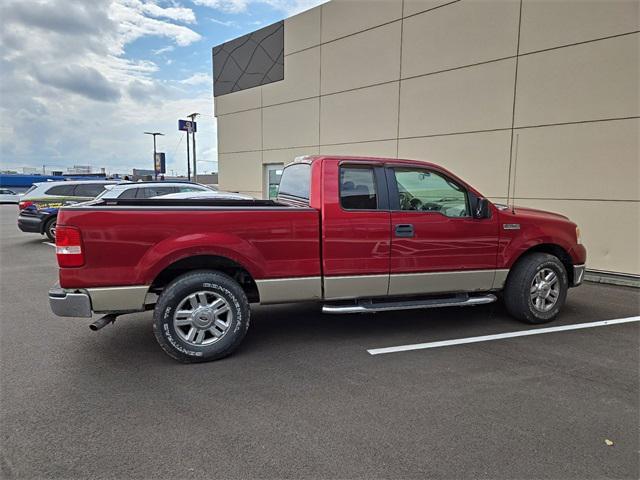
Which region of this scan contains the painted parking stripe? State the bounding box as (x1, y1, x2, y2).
(44, 242, 55, 247)
(367, 316, 640, 356)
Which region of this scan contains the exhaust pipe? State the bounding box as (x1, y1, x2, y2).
(89, 314, 117, 331)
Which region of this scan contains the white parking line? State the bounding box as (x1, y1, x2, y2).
(367, 316, 640, 356)
(43, 242, 55, 247)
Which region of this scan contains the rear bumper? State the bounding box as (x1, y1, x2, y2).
(48, 285, 150, 317)
(49, 288, 92, 318)
(17, 215, 44, 233)
(572, 264, 586, 287)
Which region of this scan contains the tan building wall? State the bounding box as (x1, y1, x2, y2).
(215, 0, 639, 276)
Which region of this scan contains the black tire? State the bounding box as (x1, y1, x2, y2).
(44, 217, 57, 241)
(153, 270, 250, 363)
(504, 252, 568, 324)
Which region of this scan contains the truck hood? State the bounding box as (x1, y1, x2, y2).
(495, 203, 569, 221)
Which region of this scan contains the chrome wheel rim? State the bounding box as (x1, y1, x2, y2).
(530, 268, 560, 312)
(173, 291, 232, 346)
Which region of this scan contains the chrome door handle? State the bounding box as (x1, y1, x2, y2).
(394, 224, 414, 237)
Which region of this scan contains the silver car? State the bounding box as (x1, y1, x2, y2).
(0, 189, 20, 204)
(96, 182, 213, 200)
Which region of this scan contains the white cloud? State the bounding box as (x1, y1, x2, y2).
(195, 0, 327, 16)
(180, 73, 213, 86)
(210, 18, 239, 27)
(142, 3, 196, 23)
(0, 0, 214, 175)
(193, 0, 249, 14)
(110, 0, 202, 50)
(153, 45, 176, 55)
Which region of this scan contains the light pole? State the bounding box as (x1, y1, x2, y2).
(144, 131, 164, 180)
(187, 113, 199, 183)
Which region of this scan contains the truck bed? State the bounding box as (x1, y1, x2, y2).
(56, 201, 321, 289)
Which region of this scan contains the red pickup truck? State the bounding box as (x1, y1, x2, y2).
(49, 156, 586, 362)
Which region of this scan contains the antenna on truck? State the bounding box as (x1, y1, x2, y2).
(511, 133, 520, 214)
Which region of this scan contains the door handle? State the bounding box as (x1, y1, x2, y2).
(394, 224, 414, 237)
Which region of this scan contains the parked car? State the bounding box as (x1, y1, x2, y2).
(18, 180, 119, 210)
(17, 206, 59, 241)
(49, 156, 586, 363)
(0, 188, 20, 204)
(153, 190, 253, 200)
(95, 181, 212, 201)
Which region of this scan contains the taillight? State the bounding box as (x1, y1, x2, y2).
(55, 226, 85, 267)
(19, 201, 34, 210)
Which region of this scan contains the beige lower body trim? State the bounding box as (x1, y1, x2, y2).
(388, 270, 502, 296)
(87, 286, 150, 312)
(256, 276, 322, 304)
(492, 269, 510, 289)
(324, 274, 389, 300)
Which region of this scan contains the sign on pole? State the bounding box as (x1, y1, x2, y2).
(154, 152, 166, 174)
(178, 119, 197, 133)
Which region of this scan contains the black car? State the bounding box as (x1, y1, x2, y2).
(18, 206, 58, 241)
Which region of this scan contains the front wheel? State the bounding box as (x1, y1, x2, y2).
(504, 253, 568, 324)
(153, 270, 250, 363)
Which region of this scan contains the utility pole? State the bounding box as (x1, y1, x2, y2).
(187, 113, 199, 183)
(186, 129, 191, 181)
(144, 131, 164, 180)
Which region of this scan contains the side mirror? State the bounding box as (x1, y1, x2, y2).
(473, 197, 490, 219)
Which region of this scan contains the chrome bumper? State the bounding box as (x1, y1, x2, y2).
(49, 285, 150, 317)
(572, 264, 586, 287)
(49, 288, 92, 318)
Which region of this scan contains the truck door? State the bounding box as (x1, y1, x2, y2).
(386, 166, 500, 296)
(321, 161, 391, 300)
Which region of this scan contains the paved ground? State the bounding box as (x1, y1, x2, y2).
(1, 204, 638, 479)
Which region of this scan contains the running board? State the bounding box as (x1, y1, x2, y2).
(322, 294, 497, 314)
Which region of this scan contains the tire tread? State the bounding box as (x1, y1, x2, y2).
(152, 270, 250, 363)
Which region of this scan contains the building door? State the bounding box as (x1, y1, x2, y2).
(264, 164, 283, 199)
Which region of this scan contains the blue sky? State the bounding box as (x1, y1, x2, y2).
(0, 0, 326, 176)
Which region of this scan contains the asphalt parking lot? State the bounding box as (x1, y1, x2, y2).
(1, 204, 638, 479)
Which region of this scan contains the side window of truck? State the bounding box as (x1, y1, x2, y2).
(340, 167, 378, 210)
(393, 168, 470, 218)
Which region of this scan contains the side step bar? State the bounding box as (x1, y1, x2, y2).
(322, 294, 497, 314)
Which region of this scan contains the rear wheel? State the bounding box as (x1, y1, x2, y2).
(504, 253, 568, 324)
(44, 217, 57, 241)
(153, 270, 250, 363)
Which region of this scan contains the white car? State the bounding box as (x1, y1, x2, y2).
(154, 190, 253, 200)
(19, 180, 120, 209)
(96, 182, 212, 200)
(0, 189, 20, 204)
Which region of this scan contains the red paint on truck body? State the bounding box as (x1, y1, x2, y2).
(57, 208, 321, 288)
(56, 156, 585, 290)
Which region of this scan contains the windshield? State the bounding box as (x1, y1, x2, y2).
(94, 184, 117, 199)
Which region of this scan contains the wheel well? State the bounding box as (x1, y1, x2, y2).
(514, 244, 574, 285)
(151, 255, 260, 303)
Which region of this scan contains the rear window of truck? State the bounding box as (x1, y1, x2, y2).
(277, 163, 310, 200)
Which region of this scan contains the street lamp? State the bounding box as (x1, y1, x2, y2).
(187, 113, 199, 183)
(144, 131, 164, 180)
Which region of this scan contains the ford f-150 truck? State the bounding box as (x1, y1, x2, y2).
(49, 156, 586, 363)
